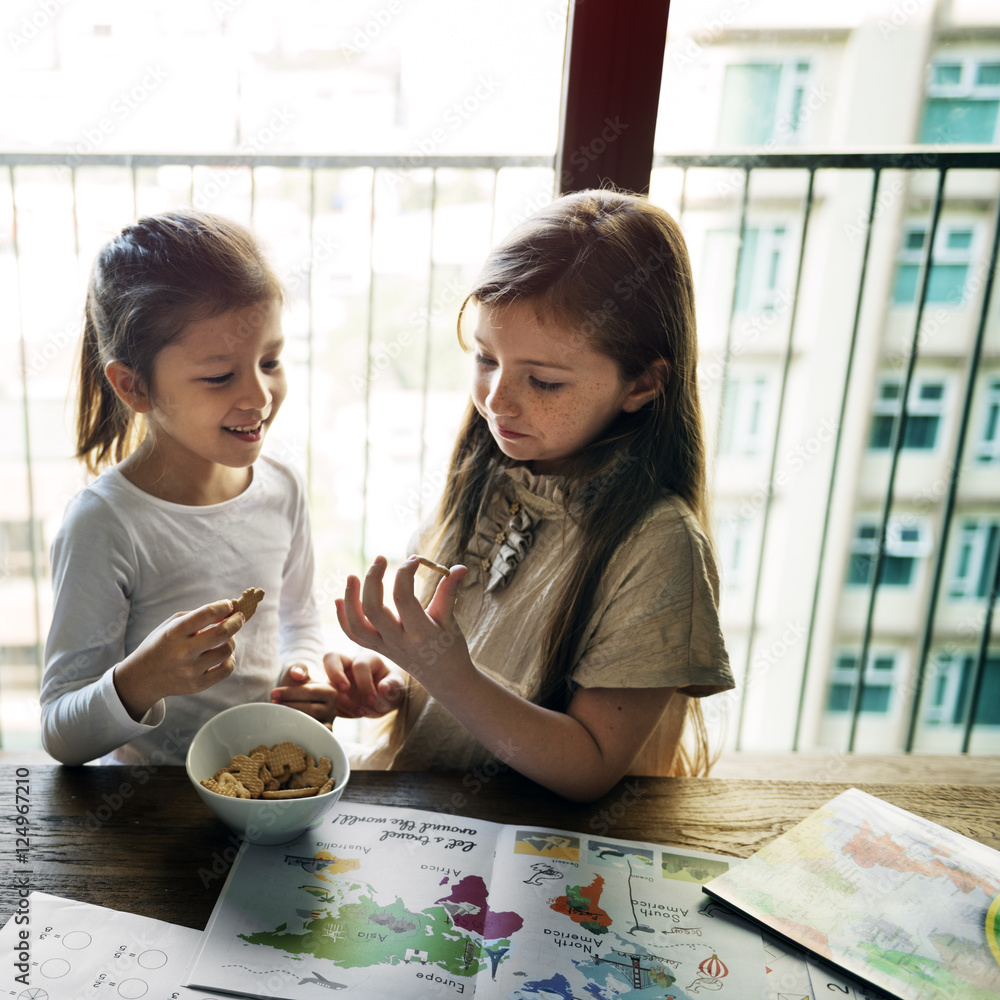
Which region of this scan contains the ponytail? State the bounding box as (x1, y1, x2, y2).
(75, 300, 140, 475)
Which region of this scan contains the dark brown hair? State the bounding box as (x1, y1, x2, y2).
(427, 189, 715, 773)
(76, 210, 282, 473)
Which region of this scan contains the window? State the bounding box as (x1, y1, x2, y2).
(827, 650, 898, 714)
(892, 223, 977, 307)
(869, 375, 947, 452)
(847, 517, 929, 588)
(919, 57, 1000, 145)
(718, 373, 770, 458)
(733, 225, 790, 315)
(950, 518, 1000, 600)
(975, 377, 1000, 464)
(0, 522, 41, 579)
(716, 515, 751, 593)
(925, 651, 1000, 727)
(717, 60, 811, 146)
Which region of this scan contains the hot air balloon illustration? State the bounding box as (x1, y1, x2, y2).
(699, 953, 729, 979)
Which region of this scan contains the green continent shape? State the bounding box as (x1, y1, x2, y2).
(240, 893, 481, 976)
(858, 941, 1000, 1000)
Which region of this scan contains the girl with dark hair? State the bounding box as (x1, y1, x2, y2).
(329, 189, 734, 801)
(41, 210, 346, 766)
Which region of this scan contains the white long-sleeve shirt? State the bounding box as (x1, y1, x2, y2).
(41, 455, 325, 766)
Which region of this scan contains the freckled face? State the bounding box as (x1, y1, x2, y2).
(471, 301, 642, 475)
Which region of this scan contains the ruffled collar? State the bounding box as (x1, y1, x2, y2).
(470, 465, 572, 592)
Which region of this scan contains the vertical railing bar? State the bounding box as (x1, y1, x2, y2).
(792, 167, 882, 750)
(906, 183, 1000, 751)
(735, 168, 816, 750)
(711, 168, 751, 471)
(677, 166, 688, 224)
(70, 163, 81, 262)
(360, 167, 378, 565)
(10, 168, 42, 723)
(305, 167, 317, 494)
(490, 166, 501, 241)
(960, 537, 1000, 753)
(848, 167, 949, 751)
(130, 158, 137, 221)
(416, 169, 439, 524)
(249, 163, 256, 224)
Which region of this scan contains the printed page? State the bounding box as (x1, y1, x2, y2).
(186, 802, 510, 999)
(738, 926, 895, 1000)
(0, 890, 230, 999)
(761, 929, 819, 1000)
(480, 823, 768, 999)
(806, 958, 895, 1000)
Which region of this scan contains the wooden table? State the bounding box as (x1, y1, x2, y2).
(1, 761, 997, 932)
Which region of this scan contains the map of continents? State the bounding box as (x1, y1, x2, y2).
(239, 866, 523, 979)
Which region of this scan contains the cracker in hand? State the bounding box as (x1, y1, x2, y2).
(232, 587, 265, 621)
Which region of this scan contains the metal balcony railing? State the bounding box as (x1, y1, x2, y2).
(2, 149, 999, 755)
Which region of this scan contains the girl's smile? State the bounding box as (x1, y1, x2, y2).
(111, 298, 286, 504)
(471, 301, 654, 474)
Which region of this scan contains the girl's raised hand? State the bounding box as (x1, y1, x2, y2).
(113, 600, 244, 721)
(335, 555, 470, 685)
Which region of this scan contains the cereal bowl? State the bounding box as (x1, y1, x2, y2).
(186, 702, 350, 846)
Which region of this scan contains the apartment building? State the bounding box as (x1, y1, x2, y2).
(653, 0, 1000, 753)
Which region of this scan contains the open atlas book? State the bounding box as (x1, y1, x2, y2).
(702, 787, 1000, 1000)
(185, 800, 769, 999)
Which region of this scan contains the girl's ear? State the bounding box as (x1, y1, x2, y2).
(622, 358, 670, 413)
(104, 361, 151, 413)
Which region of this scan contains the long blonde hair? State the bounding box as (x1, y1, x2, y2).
(407, 189, 720, 775)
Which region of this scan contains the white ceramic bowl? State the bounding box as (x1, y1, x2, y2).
(186, 702, 350, 846)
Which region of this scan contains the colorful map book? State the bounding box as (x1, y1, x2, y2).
(185, 800, 768, 999)
(701, 787, 1000, 1000)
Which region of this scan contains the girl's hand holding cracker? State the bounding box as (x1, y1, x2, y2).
(336, 555, 471, 690)
(113, 600, 244, 722)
